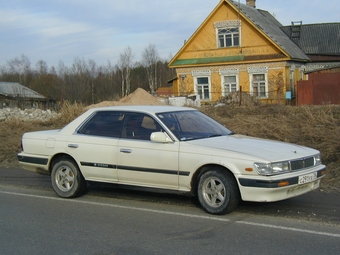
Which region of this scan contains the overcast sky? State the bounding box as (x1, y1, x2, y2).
(1, 0, 339, 69)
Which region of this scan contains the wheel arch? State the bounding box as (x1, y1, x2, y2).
(49, 153, 87, 198)
(191, 164, 240, 196)
(49, 153, 80, 174)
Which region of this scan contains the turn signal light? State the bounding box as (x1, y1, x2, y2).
(245, 168, 253, 172)
(278, 181, 289, 187)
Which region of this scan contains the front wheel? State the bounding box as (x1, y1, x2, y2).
(197, 169, 240, 215)
(51, 158, 86, 198)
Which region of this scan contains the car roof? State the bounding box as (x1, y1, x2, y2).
(60, 105, 198, 135)
(85, 105, 197, 115)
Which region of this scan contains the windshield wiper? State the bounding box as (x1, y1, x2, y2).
(180, 137, 194, 141)
(207, 134, 222, 138)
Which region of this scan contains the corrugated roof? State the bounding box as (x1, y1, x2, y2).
(304, 62, 340, 73)
(0, 82, 46, 99)
(280, 23, 340, 55)
(229, 0, 309, 61)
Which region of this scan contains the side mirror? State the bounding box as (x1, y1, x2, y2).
(150, 132, 173, 143)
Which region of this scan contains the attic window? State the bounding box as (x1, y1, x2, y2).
(214, 20, 241, 48)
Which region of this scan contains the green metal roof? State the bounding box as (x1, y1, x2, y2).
(170, 55, 245, 67)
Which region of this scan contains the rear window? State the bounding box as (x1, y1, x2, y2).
(78, 111, 124, 138)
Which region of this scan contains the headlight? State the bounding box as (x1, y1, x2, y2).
(254, 163, 272, 175)
(254, 154, 322, 176)
(315, 154, 322, 165)
(254, 161, 290, 175)
(272, 162, 290, 173)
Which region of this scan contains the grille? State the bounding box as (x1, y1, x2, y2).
(290, 157, 315, 170)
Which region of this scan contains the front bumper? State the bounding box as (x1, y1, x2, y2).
(237, 164, 326, 202)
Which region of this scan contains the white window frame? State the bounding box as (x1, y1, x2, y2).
(219, 68, 239, 97)
(300, 65, 306, 81)
(214, 20, 241, 48)
(290, 65, 296, 98)
(192, 70, 211, 101)
(251, 74, 267, 98)
(248, 67, 268, 98)
(217, 28, 240, 48)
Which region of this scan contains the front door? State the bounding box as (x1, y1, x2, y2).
(117, 112, 180, 190)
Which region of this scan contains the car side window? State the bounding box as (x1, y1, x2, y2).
(78, 111, 124, 138)
(122, 112, 162, 140)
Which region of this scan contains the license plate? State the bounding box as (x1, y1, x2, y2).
(298, 172, 317, 184)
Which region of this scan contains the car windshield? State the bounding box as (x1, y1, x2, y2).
(156, 110, 233, 141)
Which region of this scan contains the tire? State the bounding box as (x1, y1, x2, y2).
(197, 169, 240, 215)
(51, 158, 86, 198)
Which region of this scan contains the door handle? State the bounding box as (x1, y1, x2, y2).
(120, 148, 132, 153)
(68, 144, 79, 148)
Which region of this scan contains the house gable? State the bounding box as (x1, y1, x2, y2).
(169, 0, 309, 68)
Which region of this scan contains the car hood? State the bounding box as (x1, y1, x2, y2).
(185, 134, 318, 162)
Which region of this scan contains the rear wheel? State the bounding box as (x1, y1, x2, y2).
(51, 158, 86, 198)
(197, 169, 240, 215)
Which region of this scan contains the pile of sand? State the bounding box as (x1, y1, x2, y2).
(86, 88, 164, 109)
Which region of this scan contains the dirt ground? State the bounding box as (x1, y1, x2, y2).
(1, 88, 339, 193)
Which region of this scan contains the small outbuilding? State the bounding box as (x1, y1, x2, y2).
(0, 82, 50, 109)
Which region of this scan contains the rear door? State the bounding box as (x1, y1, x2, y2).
(67, 111, 124, 182)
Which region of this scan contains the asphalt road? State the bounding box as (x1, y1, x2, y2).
(1, 167, 339, 224)
(1, 167, 340, 254)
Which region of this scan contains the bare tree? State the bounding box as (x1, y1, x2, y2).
(6, 54, 32, 86)
(87, 59, 98, 104)
(57, 61, 68, 102)
(0, 49, 175, 105)
(268, 71, 285, 104)
(117, 46, 134, 96)
(35, 60, 48, 75)
(103, 60, 120, 100)
(30, 60, 50, 100)
(141, 44, 160, 93)
(68, 57, 94, 103)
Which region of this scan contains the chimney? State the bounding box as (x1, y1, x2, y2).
(246, 0, 256, 8)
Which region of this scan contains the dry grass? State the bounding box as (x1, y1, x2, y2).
(55, 101, 86, 124)
(0, 102, 85, 167)
(1, 102, 339, 193)
(202, 104, 340, 193)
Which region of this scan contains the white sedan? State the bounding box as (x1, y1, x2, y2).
(17, 105, 326, 214)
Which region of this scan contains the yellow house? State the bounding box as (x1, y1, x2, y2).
(168, 0, 310, 104)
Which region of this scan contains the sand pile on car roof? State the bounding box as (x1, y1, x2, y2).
(86, 88, 164, 109)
